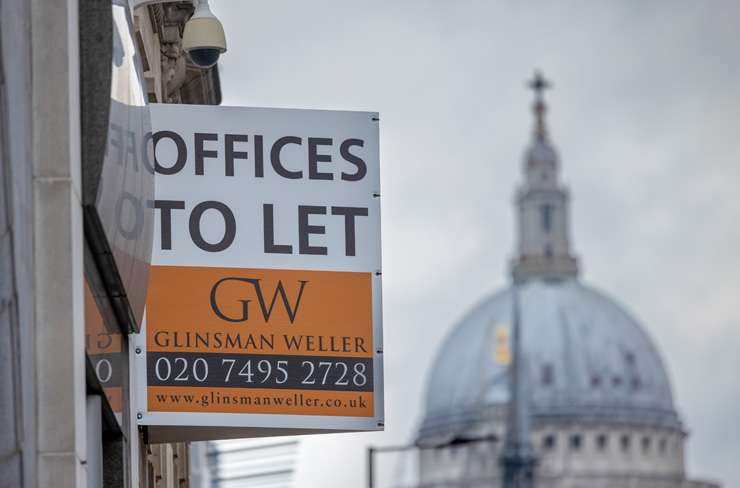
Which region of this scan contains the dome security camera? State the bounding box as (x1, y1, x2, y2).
(182, 0, 227, 68)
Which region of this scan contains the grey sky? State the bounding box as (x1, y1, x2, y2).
(213, 1, 740, 485)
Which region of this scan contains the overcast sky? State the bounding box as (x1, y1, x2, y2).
(213, 1, 740, 486)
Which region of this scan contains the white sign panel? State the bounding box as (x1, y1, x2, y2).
(135, 104, 383, 440)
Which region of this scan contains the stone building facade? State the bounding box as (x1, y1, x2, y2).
(0, 1, 221, 487)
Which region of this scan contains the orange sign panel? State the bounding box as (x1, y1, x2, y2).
(145, 265, 375, 417)
(85, 282, 125, 417)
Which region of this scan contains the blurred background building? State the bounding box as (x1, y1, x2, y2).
(200, 438, 300, 488)
(373, 75, 721, 488)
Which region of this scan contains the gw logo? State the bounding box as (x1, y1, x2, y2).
(209, 277, 308, 324)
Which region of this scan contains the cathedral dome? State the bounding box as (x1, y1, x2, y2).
(418, 278, 681, 440)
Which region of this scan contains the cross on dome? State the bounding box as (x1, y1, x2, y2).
(527, 70, 551, 140)
(527, 70, 551, 99)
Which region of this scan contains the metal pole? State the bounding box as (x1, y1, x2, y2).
(500, 281, 536, 488)
(367, 446, 375, 488)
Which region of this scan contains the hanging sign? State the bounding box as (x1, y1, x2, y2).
(134, 104, 383, 441)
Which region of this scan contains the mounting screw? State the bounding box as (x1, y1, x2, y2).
(137, 412, 143, 420)
(377, 421, 385, 428)
(135, 347, 142, 354)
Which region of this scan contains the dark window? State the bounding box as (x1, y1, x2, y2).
(596, 434, 608, 450)
(631, 376, 641, 390)
(544, 244, 553, 258)
(612, 375, 623, 387)
(540, 205, 553, 232)
(570, 434, 582, 450)
(591, 374, 602, 387)
(542, 364, 554, 386)
(659, 438, 667, 454)
(642, 436, 651, 453)
(621, 435, 631, 452)
(543, 434, 557, 450)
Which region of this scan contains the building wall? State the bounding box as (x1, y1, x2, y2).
(0, 1, 221, 487)
(0, 1, 36, 486)
(1, 0, 87, 486)
(418, 415, 716, 488)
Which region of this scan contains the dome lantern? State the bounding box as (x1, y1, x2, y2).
(512, 72, 579, 282)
